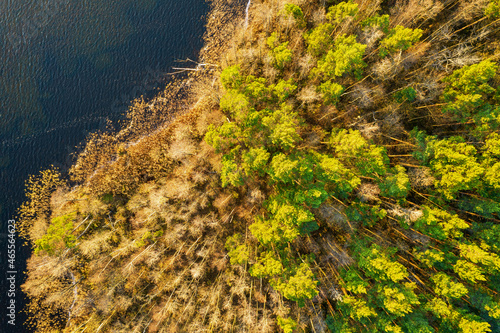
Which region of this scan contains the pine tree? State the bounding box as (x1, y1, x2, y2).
(379, 26, 423, 57)
(326, 1, 359, 24)
(314, 34, 367, 79)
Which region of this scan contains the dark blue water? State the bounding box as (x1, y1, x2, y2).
(0, 0, 208, 330)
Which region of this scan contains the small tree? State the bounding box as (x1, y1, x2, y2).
(220, 65, 243, 90)
(379, 165, 410, 199)
(242, 147, 270, 176)
(361, 14, 390, 33)
(277, 316, 298, 333)
(414, 206, 469, 240)
(225, 233, 250, 265)
(442, 60, 498, 129)
(431, 272, 468, 299)
(319, 80, 344, 105)
(34, 212, 77, 255)
(379, 26, 423, 57)
(267, 33, 293, 69)
(304, 23, 335, 56)
(314, 34, 367, 78)
(326, 1, 359, 24)
(262, 104, 301, 150)
(275, 262, 319, 307)
(283, 3, 306, 28)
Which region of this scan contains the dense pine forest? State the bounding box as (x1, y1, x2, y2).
(18, 0, 500, 331)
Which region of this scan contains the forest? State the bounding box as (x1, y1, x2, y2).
(18, 0, 500, 332)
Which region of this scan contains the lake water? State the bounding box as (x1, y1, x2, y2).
(0, 0, 209, 330)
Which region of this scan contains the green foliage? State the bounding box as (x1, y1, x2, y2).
(267, 33, 293, 69)
(249, 199, 316, 245)
(220, 65, 243, 90)
(414, 248, 445, 267)
(442, 60, 499, 136)
(432, 272, 468, 299)
(358, 244, 408, 282)
(340, 269, 369, 294)
(326, 1, 359, 24)
(458, 317, 492, 333)
(426, 297, 460, 320)
(442, 60, 497, 118)
(219, 91, 251, 118)
(394, 87, 417, 103)
(221, 150, 244, 187)
(244, 75, 270, 101)
(379, 165, 410, 199)
(458, 243, 500, 272)
(379, 25, 423, 57)
(283, 3, 305, 28)
(250, 250, 283, 277)
(342, 295, 377, 321)
(277, 316, 298, 333)
(346, 202, 387, 227)
(271, 79, 297, 102)
(316, 153, 361, 196)
(453, 260, 486, 283)
(225, 233, 250, 265)
(377, 282, 420, 316)
(483, 132, 500, 189)
(414, 206, 469, 240)
(269, 153, 299, 184)
(205, 122, 241, 153)
(415, 135, 484, 199)
(319, 80, 344, 105)
(314, 34, 367, 78)
(479, 224, 500, 252)
(330, 129, 389, 176)
(35, 212, 77, 255)
(400, 312, 436, 333)
(304, 23, 334, 56)
(275, 262, 318, 306)
(485, 0, 500, 18)
(135, 230, 163, 248)
(360, 14, 390, 33)
(262, 104, 301, 150)
(242, 147, 270, 176)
